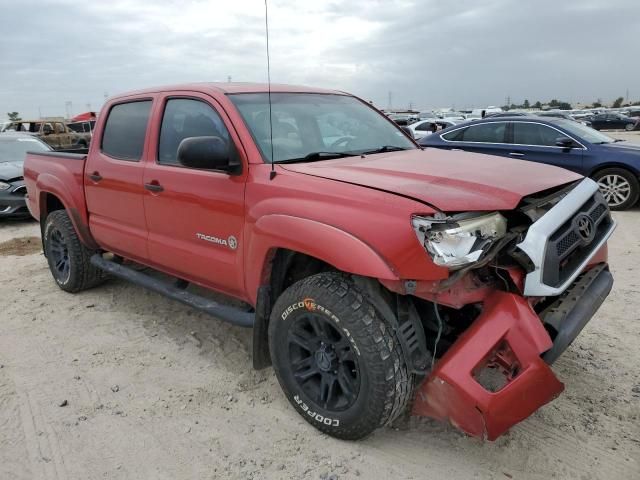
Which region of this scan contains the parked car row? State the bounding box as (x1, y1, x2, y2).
(419, 116, 640, 209)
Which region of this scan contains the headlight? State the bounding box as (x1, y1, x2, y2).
(0, 181, 11, 191)
(412, 212, 507, 269)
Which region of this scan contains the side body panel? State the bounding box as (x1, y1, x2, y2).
(83, 95, 157, 263)
(140, 91, 249, 299)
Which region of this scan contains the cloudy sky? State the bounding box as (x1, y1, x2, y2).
(1, 0, 638, 119)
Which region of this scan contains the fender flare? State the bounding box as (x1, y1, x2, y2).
(245, 214, 399, 302)
(36, 173, 98, 250)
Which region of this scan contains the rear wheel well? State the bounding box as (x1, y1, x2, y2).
(589, 164, 639, 179)
(43, 193, 65, 219)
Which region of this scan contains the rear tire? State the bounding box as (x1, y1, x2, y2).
(269, 273, 413, 440)
(625, 123, 635, 131)
(592, 168, 640, 211)
(43, 210, 106, 292)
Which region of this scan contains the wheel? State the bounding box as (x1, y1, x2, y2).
(43, 210, 106, 292)
(593, 168, 640, 211)
(269, 273, 413, 440)
(625, 123, 635, 131)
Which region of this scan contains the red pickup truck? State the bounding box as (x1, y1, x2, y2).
(24, 83, 616, 441)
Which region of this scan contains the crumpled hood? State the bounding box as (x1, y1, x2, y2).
(281, 149, 582, 211)
(0, 161, 24, 181)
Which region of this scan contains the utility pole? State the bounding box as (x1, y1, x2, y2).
(65, 101, 73, 119)
(227, 75, 232, 83)
(388, 91, 392, 111)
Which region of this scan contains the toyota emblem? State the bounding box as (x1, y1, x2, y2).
(575, 214, 595, 243)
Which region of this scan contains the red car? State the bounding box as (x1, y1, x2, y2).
(24, 83, 616, 441)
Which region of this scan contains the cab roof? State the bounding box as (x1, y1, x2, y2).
(110, 82, 347, 100)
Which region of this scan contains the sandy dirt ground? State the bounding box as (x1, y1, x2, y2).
(1, 133, 639, 480)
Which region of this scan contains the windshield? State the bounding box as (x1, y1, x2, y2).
(552, 120, 616, 144)
(0, 136, 50, 162)
(229, 93, 415, 163)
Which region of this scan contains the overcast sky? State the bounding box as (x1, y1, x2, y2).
(1, 0, 638, 119)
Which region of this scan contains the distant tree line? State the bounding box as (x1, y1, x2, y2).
(502, 96, 640, 111)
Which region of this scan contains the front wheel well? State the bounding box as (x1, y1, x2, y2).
(268, 249, 336, 304)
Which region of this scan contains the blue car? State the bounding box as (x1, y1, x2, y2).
(419, 116, 640, 210)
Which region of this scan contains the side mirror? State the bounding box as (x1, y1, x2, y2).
(177, 136, 241, 174)
(555, 136, 575, 148)
(400, 126, 415, 139)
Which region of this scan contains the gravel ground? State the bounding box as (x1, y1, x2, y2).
(0, 132, 639, 479)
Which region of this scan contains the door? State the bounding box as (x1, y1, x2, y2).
(440, 121, 513, 158)
(142, 94, 247, 298)
(508, 121, 583, 173)
(84, 99, 153, 262)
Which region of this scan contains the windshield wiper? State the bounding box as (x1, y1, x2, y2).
(614, 139, 626, 142)
(359, 145, 408, 155)
(274, 151, 359, 164)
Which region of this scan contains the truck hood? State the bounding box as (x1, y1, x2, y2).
(0, 161, 24, 181)
(281, 149, 582, 211)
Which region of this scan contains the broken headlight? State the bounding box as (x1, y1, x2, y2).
(412, 212, 507, 269)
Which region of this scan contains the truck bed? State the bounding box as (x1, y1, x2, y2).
(23, 150, 90, 241)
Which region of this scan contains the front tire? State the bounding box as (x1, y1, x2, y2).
(593, 168, 640, 211)
(269, 273, 413, 440)
(43, 210, 106, 292)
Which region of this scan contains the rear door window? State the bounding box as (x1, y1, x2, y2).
(444, 122, 506, 143)
(101, 101, 152, 161)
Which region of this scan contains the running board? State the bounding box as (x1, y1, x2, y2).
(90, 254, 254, 328)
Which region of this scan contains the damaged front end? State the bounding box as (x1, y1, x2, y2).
(393, 178, 616, 440)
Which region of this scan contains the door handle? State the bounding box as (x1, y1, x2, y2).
(144, 182, 164, 193)
(88, 172, 102, 182)
(509, 152, 524, 157)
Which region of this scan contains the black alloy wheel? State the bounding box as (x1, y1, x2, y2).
(287, 312, 360, 411)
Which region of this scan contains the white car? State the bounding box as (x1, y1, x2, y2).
(408, 119, 462, 139)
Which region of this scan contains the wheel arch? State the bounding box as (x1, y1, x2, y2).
(587, 162, 640, 179)
(37, 181, 98, 251)
(248, 215, 400, 370)
(246, 214, 399, 305)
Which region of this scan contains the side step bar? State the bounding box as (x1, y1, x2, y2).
(90, 254, 254, 328)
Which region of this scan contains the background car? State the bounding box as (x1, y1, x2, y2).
(589, 113, 638, 131)
(2, 120, 90, 149)
(0, 132, 52, 218)
(536, 111, 592, 127)
(484, 111, 530, 118)
(419, 117, 640, 210)
(408, 119, 462, 139)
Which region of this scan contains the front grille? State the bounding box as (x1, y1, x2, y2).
(542, 192, 613, 288)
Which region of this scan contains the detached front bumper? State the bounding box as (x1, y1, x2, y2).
(412, 265, 612, 440)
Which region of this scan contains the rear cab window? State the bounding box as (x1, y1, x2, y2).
(101, 101, 152, 161)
